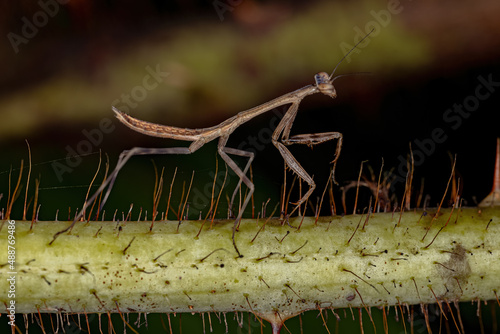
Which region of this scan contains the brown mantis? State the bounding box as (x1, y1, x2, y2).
(51, 32, 372, 257)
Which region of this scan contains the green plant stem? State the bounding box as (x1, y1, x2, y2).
(1, 208, 499, 325)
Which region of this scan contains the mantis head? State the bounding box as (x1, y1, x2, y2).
(315, 72, 337, 98)
(316, 29, 373, 99)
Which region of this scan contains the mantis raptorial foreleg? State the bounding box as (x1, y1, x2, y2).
(286, 132, 343, 183)
(272, 102, 343, 217)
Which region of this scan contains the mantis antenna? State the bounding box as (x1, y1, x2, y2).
(329, 29, 375, 80)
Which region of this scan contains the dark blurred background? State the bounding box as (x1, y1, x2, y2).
(1, 0, 500, 218)
(1, 0, 499, 332)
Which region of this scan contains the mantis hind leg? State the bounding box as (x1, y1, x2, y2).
(50, 146, 193, 245)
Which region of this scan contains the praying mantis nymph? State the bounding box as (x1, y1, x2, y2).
(51, 31, 373, 257)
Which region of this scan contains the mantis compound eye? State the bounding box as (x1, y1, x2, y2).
(314, 72, 337, 98)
